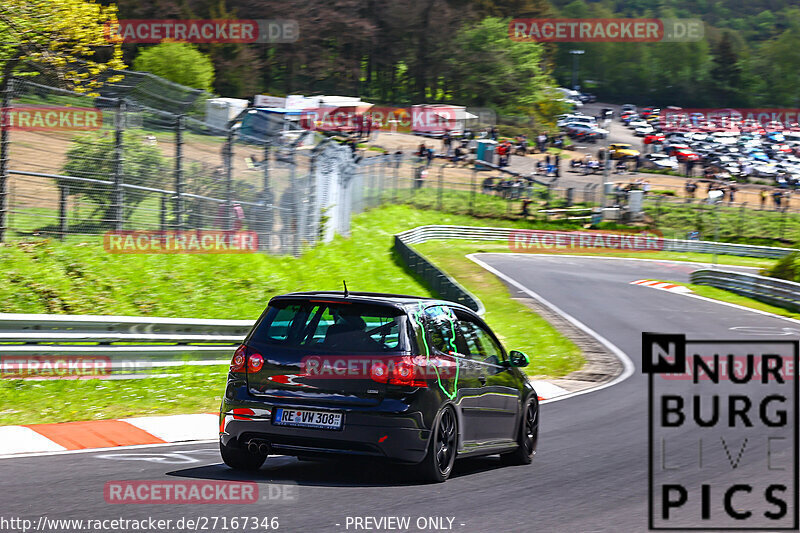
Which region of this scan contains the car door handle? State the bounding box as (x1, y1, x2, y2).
(478, 375, 486, 386)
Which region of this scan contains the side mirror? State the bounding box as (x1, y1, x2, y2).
(509, 350, 530, 368)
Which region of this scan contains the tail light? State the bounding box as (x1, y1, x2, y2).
(370, 356, 427, 388)
(247, 353, 264, 373)
(230, 345, 264, 374)
(230, 345, 247, 372)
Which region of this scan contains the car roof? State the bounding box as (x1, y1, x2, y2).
(272, 291, 475, 313)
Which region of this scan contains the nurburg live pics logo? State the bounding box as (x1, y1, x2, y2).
(643, 333, 798, 530)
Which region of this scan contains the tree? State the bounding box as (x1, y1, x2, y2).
(0, 0, 124, 95)
(133, 42, 215, 92)
(449, 17, 552, 114)
(60, 133, 166, 224)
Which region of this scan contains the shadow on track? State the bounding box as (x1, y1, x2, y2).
(167, 455, 509, 488)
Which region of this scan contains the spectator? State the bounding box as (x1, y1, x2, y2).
(773, 189, 783, 210)
(442, 131, 452, 154)
(554, 154, 561, 178)
(685, 180, 696, 202)
(760, 187, 767, 210)
(521, 197, 533, 218)
(537, 133, 547, 153)
(642, 180, 651, 195)
(728, 184, 737, 205)
(426, 147, 434, 167)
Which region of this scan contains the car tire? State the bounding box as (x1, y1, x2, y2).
(416, 405, 458, 483)
(220, 441, 266, 471)
(501, 397, 538, 466)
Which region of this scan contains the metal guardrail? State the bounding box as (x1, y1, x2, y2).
(394, 224, 799, 316)
(394, 234, 485, 315)
(690, 269, 800, 312)
(395, 225, 798, 259)
(0, 313, 253, 336)
(0, 313, 254, 371)
(3, 226, 797, 374)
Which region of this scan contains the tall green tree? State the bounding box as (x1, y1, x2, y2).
(448, 17, 552, 113)
(0, 0, 124, 94)
(133, 42, 215, 92)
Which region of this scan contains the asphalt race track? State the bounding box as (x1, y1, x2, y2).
(1, 255, 796, 533)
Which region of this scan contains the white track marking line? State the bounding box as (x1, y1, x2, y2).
(0, 439, 219, 460)
(121, 413, 219, 442)
(467, 254, 636, 405)
(529, 380, 570, 399)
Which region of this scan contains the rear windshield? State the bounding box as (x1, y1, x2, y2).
(250, 300, 407, 353)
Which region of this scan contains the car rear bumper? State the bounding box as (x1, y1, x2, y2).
(220, 404, 431, 464)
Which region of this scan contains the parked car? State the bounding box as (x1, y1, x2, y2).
(219, 292, 539, 482)
(643, 133, 666, 145)
(557, 114, 597, 128)
(607, 143, 640, 160)
(665, 144, 701, 162)
(565, 122, 608, 138)
(644, 153, 679, 170)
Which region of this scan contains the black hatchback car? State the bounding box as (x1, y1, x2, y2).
(219, 291, 538, 482)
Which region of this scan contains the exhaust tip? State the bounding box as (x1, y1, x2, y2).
(258, 442, 271, 456)
(247, 441, 259, 455)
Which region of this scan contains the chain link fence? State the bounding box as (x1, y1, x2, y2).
(0, 71, 376, 255)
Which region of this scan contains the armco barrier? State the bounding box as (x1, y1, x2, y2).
(0, 313, 252, 371)
(395, 225, 798, 259)
(690, 269, 800, 312)
(2, 226, 797, 370)
(393, 224, 799, 314)
(394, 235, 485, 315)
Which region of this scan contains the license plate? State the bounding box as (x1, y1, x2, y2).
(273, 408, 343, 430)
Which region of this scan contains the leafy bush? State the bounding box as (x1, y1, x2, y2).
(133, 43, 214, 92)
(764, 252, 800, 281)
(60, 133, 166, 223)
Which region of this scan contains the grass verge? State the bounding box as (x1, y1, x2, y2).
(413, 244, 583, 378)
(0, 205, 587, 425)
